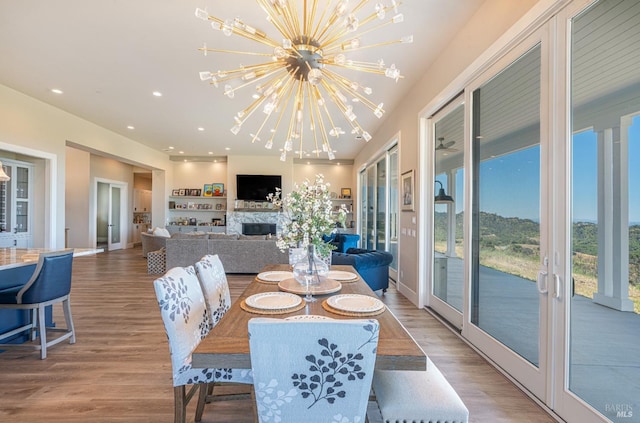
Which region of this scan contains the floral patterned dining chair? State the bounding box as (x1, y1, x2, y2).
(153, 265, 252, 423)
(248, 317, 380, 423)
(194, 254, 231, 327)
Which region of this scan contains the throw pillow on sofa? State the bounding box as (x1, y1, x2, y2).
(153, 227, 171, 238)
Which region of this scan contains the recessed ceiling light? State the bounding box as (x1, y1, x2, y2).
(198, 127, 205, 131)
(208, 152, 213, 155)
(152, 91, 163, 97)
(51, 88, 63, 94)
(179, 151, 184, 154)
(168, 146, 175, 150)
(127, 125, 135, 130)
(225, 147, 231, 151)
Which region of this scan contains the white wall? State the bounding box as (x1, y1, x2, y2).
(292, 163, 354, 194)
(65, 147, 91, 247)
(0, 84, 172, 248)
(354, 0, 539, 303)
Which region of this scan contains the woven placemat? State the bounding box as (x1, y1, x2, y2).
(321, 300, 386, 317)
(240, 299, 306, 315)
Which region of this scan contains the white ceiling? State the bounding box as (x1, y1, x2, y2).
(0, 0, 485, 161)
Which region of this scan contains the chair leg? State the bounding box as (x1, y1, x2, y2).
(38, 305, 47, 359)
(63, 298, 76, 344)
(251, 385, 259, 423)
(174, 386, 186, 423)
(30, 308, 38, 341)
(195, 383, 209, 422)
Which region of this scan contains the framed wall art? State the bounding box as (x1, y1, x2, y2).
(212, 183, 224, 196)
(401, 170, 414, 211)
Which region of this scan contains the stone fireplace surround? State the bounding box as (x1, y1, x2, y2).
(227, 211, 280, 236)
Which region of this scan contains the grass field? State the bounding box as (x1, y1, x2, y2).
(434, 242, 640, 313)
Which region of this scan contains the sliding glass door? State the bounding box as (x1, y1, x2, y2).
(553, 1, 640, 421)
(430, 97, 465, 328)
(465, 39, 549, 399)
(359, 144, 399, 279)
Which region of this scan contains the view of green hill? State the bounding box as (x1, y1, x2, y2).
(434, 211, 640, 312)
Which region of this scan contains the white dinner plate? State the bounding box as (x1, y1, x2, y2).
(327, 270, 358, 281)
(245, 292, 302, 310)
(326, 294, 385, 313)
(256, 270, 294, 282)
(285, 315, 334, 321)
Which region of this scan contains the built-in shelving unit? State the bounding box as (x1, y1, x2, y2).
(168, 196, 227, 226)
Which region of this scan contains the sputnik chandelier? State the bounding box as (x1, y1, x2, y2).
(195, 0, 412, 161)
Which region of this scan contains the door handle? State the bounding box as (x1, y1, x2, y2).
(552, 274, 561, 299)
(537, 270, 548, 294)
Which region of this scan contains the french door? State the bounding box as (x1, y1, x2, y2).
(359, 144, 399, 280)
(426, 1, 640, 421)
(96, 180, 126, 251)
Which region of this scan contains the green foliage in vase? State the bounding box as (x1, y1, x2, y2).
(268, 174, 347, 258)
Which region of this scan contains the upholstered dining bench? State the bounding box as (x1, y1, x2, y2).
(372, 358, 469, 423)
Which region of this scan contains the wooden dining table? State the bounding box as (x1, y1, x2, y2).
(192, 264, 427, 371)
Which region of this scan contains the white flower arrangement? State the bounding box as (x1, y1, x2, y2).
(267, 174, 347, 258)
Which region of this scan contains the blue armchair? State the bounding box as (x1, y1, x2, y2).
(323, 233, 361, 253)
(332, 247, 393, 292)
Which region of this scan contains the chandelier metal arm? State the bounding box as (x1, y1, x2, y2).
(202, 10, 281, 48)
(322, 68, 383, 115)
(258, 0, 298, 40)
(221, 63, 285, 97)
(198, 46, 273, 57)
(233, 70, 291, 127)
(321, 11, 401, 51)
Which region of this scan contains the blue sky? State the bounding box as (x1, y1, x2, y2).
(439, 114, 640, 223)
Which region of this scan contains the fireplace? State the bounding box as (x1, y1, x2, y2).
(242, 223, 276, 236)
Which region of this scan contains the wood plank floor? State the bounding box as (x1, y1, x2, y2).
(0, 248, 557, 423)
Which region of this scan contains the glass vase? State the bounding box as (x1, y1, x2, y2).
(292, 244, 329, 302)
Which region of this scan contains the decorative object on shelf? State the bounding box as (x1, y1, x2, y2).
(267, 174, 347, 259)
(178, 189, 186, 196)
(171, 189, 180, 196)
(195, 2, 412, 161)
(212, 183, 224, 196)
(401, 169, 414, 211)
(340, 188, 352, 199)
(203, 183, 213, 197)
(292, 244, 330, 302)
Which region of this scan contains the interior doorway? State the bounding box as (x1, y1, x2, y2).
(96, 180, 126, 251)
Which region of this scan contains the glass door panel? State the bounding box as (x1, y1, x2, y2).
(375, 158, 387, 250)
(433, 100, 464, 316)
(365, 166, 375, 249)
(389, 147, 399, 278)
(565, 0, 640, 420)
(471, 44, 542, 367)
(109, 186, 122, 247)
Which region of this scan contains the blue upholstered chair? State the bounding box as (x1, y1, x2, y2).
(153, 265, 252, 423)
(332, 248, 393, 292)
(248, 317, 380, 423)
(0, 250, 76, 359)
(323, 233, 361, 253)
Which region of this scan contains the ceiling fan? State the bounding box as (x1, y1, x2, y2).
(435, 137, 459, 153)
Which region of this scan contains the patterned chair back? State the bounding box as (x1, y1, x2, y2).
(248, 318, 379, 423)
(194, 254, 231, 327)
(153, 266, 210, 387)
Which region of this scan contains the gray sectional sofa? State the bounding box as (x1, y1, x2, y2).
(164, 233, 289, 273)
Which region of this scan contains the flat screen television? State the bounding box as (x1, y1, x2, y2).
(236, 174, 282, 201)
